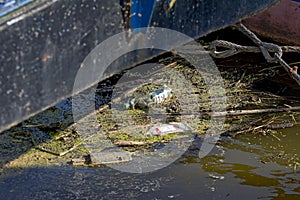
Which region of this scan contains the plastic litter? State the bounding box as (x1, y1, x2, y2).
(147, 122, 192, 136)
(125, 85, 172, 109)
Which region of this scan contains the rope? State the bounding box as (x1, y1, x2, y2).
(209, 22, 300, 86)
(209, 40, 300, 58)
(236, 23, 283, 63)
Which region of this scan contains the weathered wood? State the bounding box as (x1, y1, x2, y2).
(90, 151, 132, 164)
(214, 106, 300, 117)
(114, 140, 157, 146)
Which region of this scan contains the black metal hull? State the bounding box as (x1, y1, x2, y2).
(0, 0, 278, 132)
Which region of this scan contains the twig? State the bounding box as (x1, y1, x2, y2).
(291, 114, 297, 123)
(232, 119, 263, 137)
(33, 146, 60, 156)
(139, 106, 300, 118)
(114, 139, 167, 146)
(269, 132, 281, 141)
(30, 129, 83, 156)
(213, 106, 300, 117)
(266, 123, 295, 129)
(234, 70, 246, 87)
(59, 143, 82, 156)
(220, 118, 263, 136)
(114, 140, 151, 146)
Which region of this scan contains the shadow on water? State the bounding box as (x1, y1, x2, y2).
(0, 71, 117, 170)
(0, 98, 73, 171)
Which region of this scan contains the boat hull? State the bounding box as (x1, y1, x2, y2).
(244, 0, 300, 45)
(0, 0, 278, 132)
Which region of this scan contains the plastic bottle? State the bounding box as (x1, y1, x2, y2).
(125, 85, 172, 109)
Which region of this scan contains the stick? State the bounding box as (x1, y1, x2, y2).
(114, 139, 167, 146)
(220, 118, 263, 137)
(59, 143, 82, 156)
(212, 106, 300, 117)
(114, 140, 150, 146)
(139, 106, 300, 118)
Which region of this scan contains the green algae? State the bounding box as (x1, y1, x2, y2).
(1, 44, 299, 169)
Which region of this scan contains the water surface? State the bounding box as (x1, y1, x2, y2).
(0, 125, 299, 199)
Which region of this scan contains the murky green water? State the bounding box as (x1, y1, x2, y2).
(0, 125, 298, 199)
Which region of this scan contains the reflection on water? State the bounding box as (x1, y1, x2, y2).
(0, 126, 299, 199)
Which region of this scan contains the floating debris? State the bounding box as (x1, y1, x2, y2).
(147, 122, 192, 136)
(71, 155, 89, 166)
(90, 151, 132, 165)
(209, 173, 225, 180)
(125, 85, 172, 109)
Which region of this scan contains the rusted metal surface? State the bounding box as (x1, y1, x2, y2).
(244, 0, 300, 45)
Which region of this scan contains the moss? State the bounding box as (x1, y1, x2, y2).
(107, 131, 129, 141)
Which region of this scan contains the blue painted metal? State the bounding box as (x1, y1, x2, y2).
(0, 0, 34, 17)
(130, 0, 157, 29)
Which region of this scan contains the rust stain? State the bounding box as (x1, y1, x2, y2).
(244, 0, 300, 45)
(41, 53, 53, 62)
(289, 66, 298, 77)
